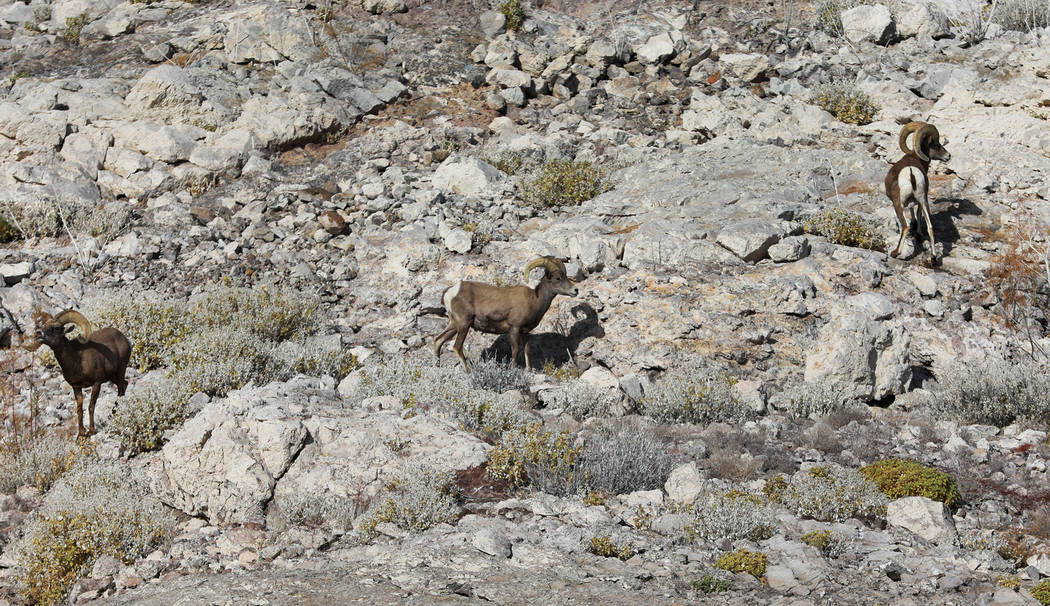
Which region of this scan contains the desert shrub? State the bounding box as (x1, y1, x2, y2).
(685, 489, 776, 543)
(640, 365, 750, 425)
(354, 357, 532, 435)
(499, 0, 525, 31)
(276, 491, 358, 530)
(542, 381, 618, 420)
(587, 536, 635, 560)
(714, 549, 768, 579)
(923, 357, 1050, 427)
(1032, 578, 1050, 606)
(15, 459, 175, 606)
(73, 202, 132, 247)
(860, 458, 962, 511)
(89, 286, 351, 396)
(960, 528, 1007, 553)
(63, 12, 89, 45)
(542, 361, 583, 381)
(0, 215, 20, 242)
(994, 0, 1050, 31)
(106, 378, 194, 456)
(573, 418, 677, 495)
(801, 529, 852, 558)
(782, 378, 858, 418)
(691, 572, 732, 593)
(773, 464, 888, 522)
(523, 159, 609, 208)
(358, 464, 459, 539)
(811, 84, 879, 125)
(0, 431, 85, 493)
(469, 357, 530, 394)
(481, 152, 525, 176)
(803, 208, 885, 251)
(486, 423, 582, 492)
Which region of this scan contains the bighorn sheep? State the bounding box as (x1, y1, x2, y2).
(433, 257, 579, 371)
(28, 310, 132, 437)
(886, 121, 951, 263)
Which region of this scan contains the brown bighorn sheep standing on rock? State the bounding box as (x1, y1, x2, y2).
(433, 257, 579, 371)
(886, 121, 951, 263)
(28, 310, 132, 437)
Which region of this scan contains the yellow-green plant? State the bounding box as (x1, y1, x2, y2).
(714, 549, 768, 579)
(859, 458, 963, 511)
(803, 208, 885, 251)
(587, 535, 635, 560)
(0, 215, 20, 242)
(486, 423, 582, 488)
(1033, 578, 1050, 605)
(523, 159, 609, 208)
(63, 12, 89, 45)
(358, 465, 459, 540)
(691, 574, 731, 593)
(499, 0, 525, 31)
(811, 84, 879, 125)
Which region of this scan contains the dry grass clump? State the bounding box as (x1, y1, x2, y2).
(523, 159, 609, 208)
(811, 84, 879, 126)
(640, 365, 750, 425)
(803, 208, 885, 251)
(923, 356, 1050, 427)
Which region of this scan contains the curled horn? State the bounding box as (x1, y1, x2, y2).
(523, 256, 563, 281)
(54, 309, 92, 343)
(898, 121, 926, 156)
(913, 123, 941, 163)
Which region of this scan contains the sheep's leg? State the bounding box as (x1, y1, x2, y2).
(73, 387, 86, 437)
(523, 334, 532, 370)
(115, 374, 128, 397)
(87, 384, 101, 436)
(890, 199, 909, 258)
(452, 325, 472, 372)
(919, 196, 937, 264)
(509, 328, 523, 367)
(433, 322, 457, 358)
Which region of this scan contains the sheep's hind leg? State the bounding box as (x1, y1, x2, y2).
(73, 387, 86, 438)
(919, 197, 938, 265)
(433, 323, 457, 359)
(452, 325, 471, 372)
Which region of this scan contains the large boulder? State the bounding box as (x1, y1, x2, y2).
(892, 0, 951, 38)
(431, 156, 503, 195)
(124, 65, 204, 116)
(223, 5, 320, 64)
(841, 4, 896, 45)
(886, 497, 958, 544)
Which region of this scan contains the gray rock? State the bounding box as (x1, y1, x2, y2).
(431, 156, 503, 195)
(443, 228, 473, 254)
(841, 4, 896, 45)
(718, 53, 771, 85)
(1, 262, 34, 286)
(472, 527, 512, 558)
(664, 462, 704, 504)
(361, 0, 407, 14)
(885, 497, 958, 544)
(125, 65, 203, 115)
(893, 0, 950, 38)
(766, 565, 800, 593)
(715, 219, 788, 262)
(804, 307, 911, 401)
(223, 4, 320, 64)
(768, 236, 810, 262)
(636, 32, 675, 64)
(479, 10, 506, 37)
(500, 86, 526, 107)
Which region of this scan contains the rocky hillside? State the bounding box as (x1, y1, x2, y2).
(2, 0, 1050, 604)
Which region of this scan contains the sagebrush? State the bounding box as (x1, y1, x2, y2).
(640, 364, 750, 425)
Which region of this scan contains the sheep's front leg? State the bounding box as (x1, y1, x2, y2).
(73, 387, 86, 437)
(87, 384, 101, 436)
(523, 334, 533, 370)
(509, 328, 524, 368)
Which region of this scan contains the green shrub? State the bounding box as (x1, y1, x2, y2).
(811, 84, 879, 125)
(803, 208, 885, 251)
(923, 357, 1050, 427)
(773, 464, 888, 521)
(640, 365, 750, 425)
(486, 423, 582, 490)
(714, 549, 768, 579)
(499, 0, 525, 31)
(1032, 578, 1050, 606)
(0, 215, 20, 242)
(523, 159, 609, 208)
(106, 378, 193, 456)
(482, 152, 525, 176)
(358, 464, 459, 539)
(63, 12, 89, 45)
(860, 458, 962, 511)
(15, 459, 175, 606)
(90, 297, 191, 372)
(587, 535, 635, 560)
(801, 529, 851, 558)
(691, 573, 731, 593)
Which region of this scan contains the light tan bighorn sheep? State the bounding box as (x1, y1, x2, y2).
(28, 309, 132, 437)
(433, 256, 579, 371)
(886, 121, 951, 263)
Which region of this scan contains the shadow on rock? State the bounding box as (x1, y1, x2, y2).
(481, 303, 604, 370)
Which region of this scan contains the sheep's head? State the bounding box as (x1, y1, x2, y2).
(898, 121, 950, 163)
(524, 257, 578, 297)
(33, 309, 93, 348)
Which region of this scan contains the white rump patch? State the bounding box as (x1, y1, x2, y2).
(443, 281, 461, 310)
(897, 166, 926, 206)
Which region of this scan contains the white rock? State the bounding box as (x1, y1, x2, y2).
(716, 219, 788, 262)
(718, 53, 771, 84)
(431, 156, 503, 195)
(636, 32, 675, 64)
(443, 228, 473, 254)
(664, 462, 704, 504)
(885, 496, 958, 544)
(0, 262, 34, 286)
(841, 4, 896, 45)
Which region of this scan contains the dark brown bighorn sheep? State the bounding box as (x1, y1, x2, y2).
(433, 256, 579, 371)
(28, 309, 132, 437)
(886, 121, 951, 263)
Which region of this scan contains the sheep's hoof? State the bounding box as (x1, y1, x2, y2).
(889, 249, 900, 259)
